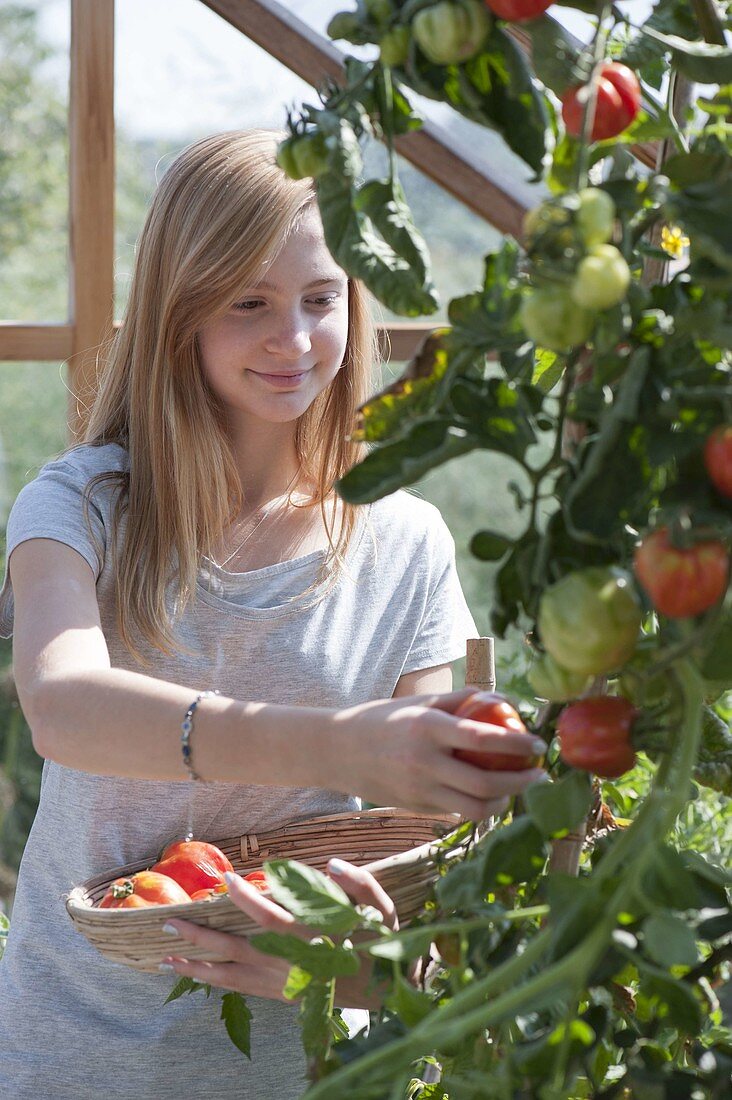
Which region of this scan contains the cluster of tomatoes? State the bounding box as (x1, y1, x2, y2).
(97, 839, 268, 909)
(520, 187, 632, 352)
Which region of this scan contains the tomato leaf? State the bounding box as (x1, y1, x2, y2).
(384, 971, 433, 1026)
(163, 976, 211, 1003)
(470, 530, 513, 562)
(641, 913, 699, 968)
(640, 28, 732, 85)
(220, 991, 253, 1059)
(479, 816, 548, 891)
(282, 964, 313, 1000)
(263, 859, 360, 935)
(249, 932, 361, 979)
(299, 977, 334, 1069)
(524, 770, 592, 839)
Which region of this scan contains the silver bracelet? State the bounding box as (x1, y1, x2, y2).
(180, 690, 219, 781)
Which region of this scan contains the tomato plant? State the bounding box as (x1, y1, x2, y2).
(412, 0, 490, 66)
(261, 4, 732, 1094)
(562, 62, 641, 141)
(151, 839, 234, 896)
(633, 527, 730, 619)
(99, 871, 191, 908)
(558, 696, 638, 778)
(453, 691, 541, 770)
(275, 132, 330, 180)
(704, 424, 732, 499)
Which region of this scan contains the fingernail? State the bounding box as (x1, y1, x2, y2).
(533, 771, 551, 783)
(532, 739, 547, 753)
(327, 858, 349, 875)
(223, 871, 241, 888)
(159, 962, 176, 972)
(162, 922, 179, 935)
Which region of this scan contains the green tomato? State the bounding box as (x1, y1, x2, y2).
(571, 244, 631, 311)
(528, 653, 591, 703)
(412, 0, 490, 66)
(380, 26, 411, 68)
(576, 188, 616, 247)
(276, 133, 329, 180)
(538, 567, 642, 676)
(520, 286, 595, 352)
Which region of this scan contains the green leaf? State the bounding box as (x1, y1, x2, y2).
(470, 530, 513, 562)
(337, 419, 476, 504)
(636, 964, 704, 1035)
(448, 240, 526, 352)
(641, 844, 702, 912)
(0, 911, 8, 963)
(524, 14, 579, 96)
(263, 859, 360, 935)
(163, 976, 210, 1004)
(366, 924, 437, 962)
(404, 25, 548, 176)
(384, 971, 433, 1027)
(220, 992, 253, 1059)
(699, 612, 732, 682)
(316, 169, 439, 317)
(480, 816, 548, 891)
(299, 978, 334, 1065)
(524, 770, 592, 839)
(249, 932, 361, 979)
(283, 964, 313, 1000)
(642, 913, 700, 968)
(641, 27, 732, 84)
(621, 0, 699, 75)
(532, 349, 564, 394)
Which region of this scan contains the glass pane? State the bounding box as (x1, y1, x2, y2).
(0, 0, 69, 322)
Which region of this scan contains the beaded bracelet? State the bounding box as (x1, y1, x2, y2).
(180, 690, 219, 781)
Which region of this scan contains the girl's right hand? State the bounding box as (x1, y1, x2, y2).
(327, 689, 548, 820)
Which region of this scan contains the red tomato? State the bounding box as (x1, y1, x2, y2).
(704, 425, 732, 499)
(99, 870, 191, 908)
(190, 882, 229, 902)
(633, 528, 729, 619)
(558, 696, 637, 778)
(150, 839, 234, 896)
(453, 692, 540, 770)
(484, 0, 553, 21)
(562, 62, 641, 142)
(243, 870, 269, 893)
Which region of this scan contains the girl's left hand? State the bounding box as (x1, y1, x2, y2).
(159, 859, 398, 1007)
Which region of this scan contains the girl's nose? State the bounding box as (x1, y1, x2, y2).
(264, 315, 312, 359)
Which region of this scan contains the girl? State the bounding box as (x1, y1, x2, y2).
(0, 130, 545, 1098)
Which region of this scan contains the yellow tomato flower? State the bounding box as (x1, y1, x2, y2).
(660, 225, 690, 258)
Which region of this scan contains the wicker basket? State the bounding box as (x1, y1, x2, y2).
(65, 808, 465, 973)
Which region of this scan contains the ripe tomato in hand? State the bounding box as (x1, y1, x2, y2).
(558, 696, 637, 778)
(484, 0, 553, 21)
(99, 870, 191, 908)
(562, 62, 641, 142)
(453, 692, 541, 770)
(704, 426, 732, 499)
(633, 528, 729, 619)
(151, 839, 234, 896)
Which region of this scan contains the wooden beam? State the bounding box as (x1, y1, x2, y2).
(200, 0, 529, 236)
(0, 324, 74, 362)
(68, 0, 115, 438)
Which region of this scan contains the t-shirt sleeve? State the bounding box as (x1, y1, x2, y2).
(0, 457, 107, 638)
(401, 513, 478, 675)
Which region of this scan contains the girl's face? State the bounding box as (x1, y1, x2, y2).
(197, 205, 350, 430)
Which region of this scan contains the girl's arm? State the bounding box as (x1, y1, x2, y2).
(10, 539, 545, 819)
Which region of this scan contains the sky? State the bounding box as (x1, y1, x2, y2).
(34, 0, 654, 142)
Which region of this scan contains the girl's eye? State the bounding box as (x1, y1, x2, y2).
(232, 300, 261, 312)
(309, 294, 339, 307)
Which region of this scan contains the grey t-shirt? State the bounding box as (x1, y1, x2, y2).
(0, 443, 476, 1098)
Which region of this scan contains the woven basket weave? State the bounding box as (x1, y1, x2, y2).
(65, 808, 464, 973)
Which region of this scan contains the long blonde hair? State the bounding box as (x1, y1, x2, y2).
(84, 130, 376, 658)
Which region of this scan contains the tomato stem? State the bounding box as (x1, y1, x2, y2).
(574, 0, 615, 191)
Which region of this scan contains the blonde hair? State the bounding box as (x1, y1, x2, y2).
(84, 130, 376, 658)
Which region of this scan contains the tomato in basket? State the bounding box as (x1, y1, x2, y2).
(190, 882, 229, 902)
(243, 869, 269, 892)
(150, 839, 234, 896)
(99, 870, 191, 908)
